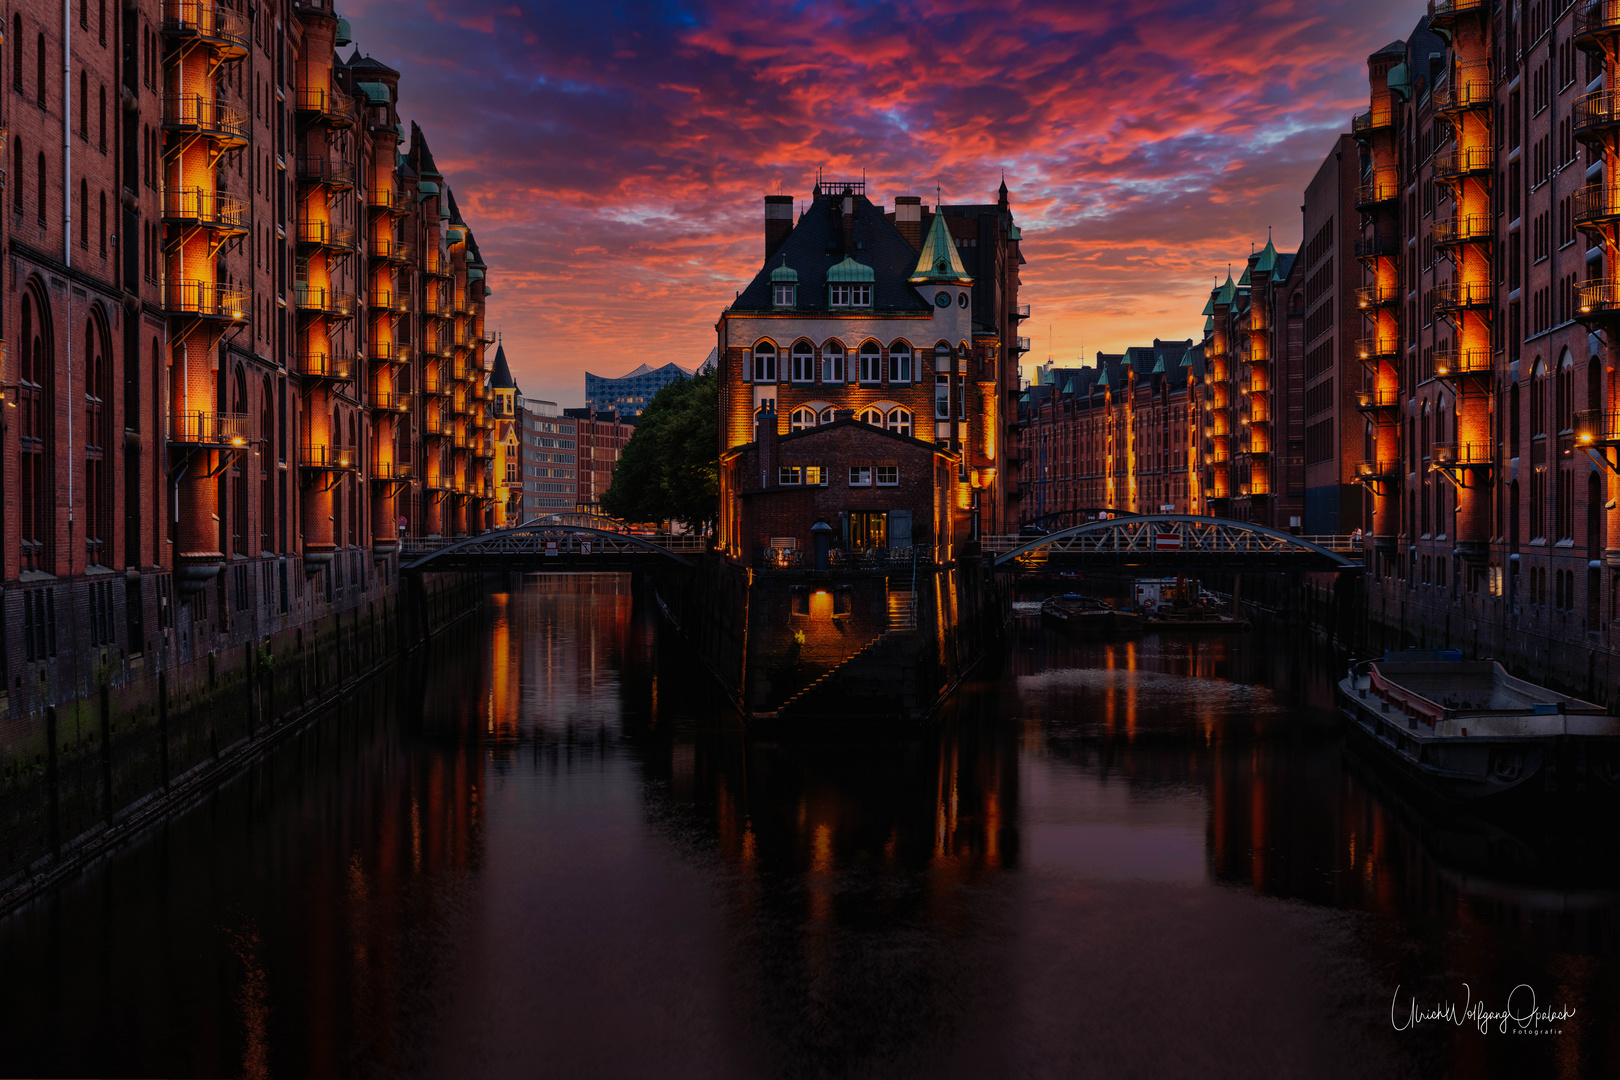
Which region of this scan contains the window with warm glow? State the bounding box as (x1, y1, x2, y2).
(886, 408, 912, 437)
(789, 407, 817, 431)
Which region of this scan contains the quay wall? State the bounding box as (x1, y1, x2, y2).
(651, 553, 1009, 721)
(0, 570, 483, 905)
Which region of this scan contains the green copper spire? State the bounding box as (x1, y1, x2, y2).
(909, 213, 973, 285)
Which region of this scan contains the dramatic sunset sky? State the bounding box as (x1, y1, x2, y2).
(344, 0, 1419, 406)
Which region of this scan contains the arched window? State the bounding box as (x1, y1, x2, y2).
(791, 341, 815, 383)
(1531, 360, 1547, 436)
(751, 341, 776, 383)
(20, 288, 53, 572)
(78, 70, 87, 138)
(789, 407, 817, 432)
(1509, 381, 1520, 456)
(886, 408, 913, 436)
(858, 407, 884, 427)
(1590, 355, 1603, 416)
(98, 189, 106, 254)
(99, 85, 106, 150)
(12, 17, 21, 91)
(12, 135, 22, 213)
(818, 407, 835, 424)
(821, 340, 845, 384)
(888, 341, 912, 384)
(84, 316, 111, 564)
(1557, 349, 1574, 433)
(36, 33, 46, 107)
(79, 179, 88, 248)
(261, 376, 275, 551)
(37, 152, 47, 223)
(349, 415, 360, 545)
(858, 341, 882, 384)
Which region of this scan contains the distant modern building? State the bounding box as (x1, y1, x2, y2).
(585, 362, 693, 417)
(563, 410, 636, 513)
(516, 398, 579, 515)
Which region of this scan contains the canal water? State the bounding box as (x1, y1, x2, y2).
(0, 575, 1615, 1078)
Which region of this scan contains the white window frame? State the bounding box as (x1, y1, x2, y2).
(859, 344, 883, 384)
(773, 283, 795, 308)
(886, 408, 913, 437)
(789, 407, 817, 432)
(830, 283, 872, 308)
(779, 465, 803, 486)
(751, 343, 777, 382)
(849, 465, 872, 487)
(935, 375, 951, 419)
(876, 465, 899, 486)
(804, 465, 828, 486)
(791, 343, 815, 383)
(889, 344, 912, 384)
(858, 407, 885, 427)
(822, 343, 845, 384)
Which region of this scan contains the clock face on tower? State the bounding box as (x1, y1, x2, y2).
(935, 291, 952, 308)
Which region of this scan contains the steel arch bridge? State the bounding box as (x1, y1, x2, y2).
(401, 519, 699, 572)
(990, 515, 1360, 572)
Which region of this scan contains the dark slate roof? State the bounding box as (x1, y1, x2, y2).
(346, 52, 399, 77)
(731, 192, 932, 314)
(1372, 39, 1406, 58)
(409, 122, 442, 179)
(1273, 252, 1297, 281)
(490, 344, 518, 390)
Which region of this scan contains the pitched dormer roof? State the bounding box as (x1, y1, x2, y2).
(909, 212, 973, 285)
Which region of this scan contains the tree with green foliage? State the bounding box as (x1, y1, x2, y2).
(600, 367, 719, 533)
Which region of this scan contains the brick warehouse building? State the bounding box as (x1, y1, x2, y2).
(1019, 341, 1201, 526)
(717, 180, 1023, 560)
(1344, 1, 1620, 693)
(0, 0, 492, 718)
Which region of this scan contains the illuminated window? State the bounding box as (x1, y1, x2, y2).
(849, 465, 872, 486)
(859, 407, 884, 427)
(789, 407, 817, 431)
(876, 465, 898, 486)
(804, 465, 828, 485)
(886, 408, 913, 437)
(779, 465, 803, 485)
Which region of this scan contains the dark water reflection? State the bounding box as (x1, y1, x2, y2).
(1, 578, 1618, 1078)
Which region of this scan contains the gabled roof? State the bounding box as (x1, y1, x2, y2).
(909, 211, 973, 285)
(730, 192, 932, 314)
(1254, 238, 1277, 276)
(1273, 252, 1297, 282)
(1215, 274, 1237, 306)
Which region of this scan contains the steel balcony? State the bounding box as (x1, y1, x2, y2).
(1430, 0, 1487, 23)
(1351, 108, 1394, 136)
(371, 392, 413, 413)
(169, 411, 250, 447)
(162, 188, 248, 237)
(1355, 235, 1400, 262)
(1356, 336, 1400, 361)
(295, 351, 355, 381)
(162, 94, 249, 148)
(1356, 283, 1401, 309)
(1354, 388, 1400, 412)
(1573, 183, 1620, 229)
(299, 444, 359, 471)
(1432, 345, 1492, 379)
(1430, 441, 1493, 468)
(1433, 144, 1495, 180)
(1429, 280, 1493, 313)
(295, 219, 357, 251)
(296, 156, 356, 190)
(1576, 279, 1620, 319)
(293, 285, 358, 319)
(1575, 409, 1620, 445)
(1433, 214, 1492, 247)
(167, 280, 249, 321)
(1355, 176, 1400, 210)
(1432, 63, 1492, 114)
(161, 2, 250, 57)
(293, 86, 357, 127)
(369, 341, 409, 365)
(1575, 1, 1620, 51)
(1574, 90, 1620, 144)
(370, 461, 415, 481)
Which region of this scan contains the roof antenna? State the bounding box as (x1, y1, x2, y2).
(936, 182, 941, 211)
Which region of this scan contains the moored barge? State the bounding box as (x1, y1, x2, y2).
(1338, 652, 1620, 803)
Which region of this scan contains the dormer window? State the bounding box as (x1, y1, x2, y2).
(770, 258, 798, 309)
(829, 282, 871, 307)
(827, 256, 875, 308)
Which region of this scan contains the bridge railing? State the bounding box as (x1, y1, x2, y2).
(986, 531, 1365, 557)
(756, 545, 933, 570)
(400, 530, 706, 560)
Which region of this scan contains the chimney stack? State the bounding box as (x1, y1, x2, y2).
(894, 196, 923, 249)
(764, 196, 794, 260)
(756, 401, 779, 487)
